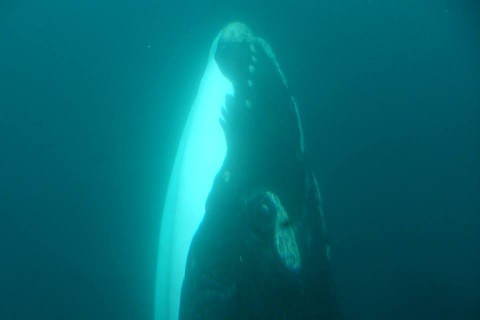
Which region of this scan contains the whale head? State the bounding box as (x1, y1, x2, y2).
(214, 23, 304, 184)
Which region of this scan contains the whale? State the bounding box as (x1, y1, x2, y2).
(155, 22, 339, 320)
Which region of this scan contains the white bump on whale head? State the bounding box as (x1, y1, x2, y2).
(219, 22, 253, 43)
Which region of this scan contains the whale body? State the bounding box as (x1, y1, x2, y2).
(155, 23, 338, 320)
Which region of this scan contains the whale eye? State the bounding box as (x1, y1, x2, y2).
(250, 193, 275, 217)
(244, 192, 276, 239)
(260, 203, 270, 216)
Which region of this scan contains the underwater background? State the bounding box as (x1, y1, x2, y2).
(1, 0, 479, 319)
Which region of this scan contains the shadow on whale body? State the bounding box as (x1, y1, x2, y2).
(155, 22, 339, 320)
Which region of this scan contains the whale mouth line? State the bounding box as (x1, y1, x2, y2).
(197, 274, 236, 303)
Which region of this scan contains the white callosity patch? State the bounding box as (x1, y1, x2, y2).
(265, 191, 302, 270)
(248, 44, 255, 84)
(256, 37, 288, 88)
(219, 22, 254, 43)
(289, 96, 305, 154)
(311, 173, 330, 261)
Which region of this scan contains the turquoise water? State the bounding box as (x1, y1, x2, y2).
(1, 1, 479, 319)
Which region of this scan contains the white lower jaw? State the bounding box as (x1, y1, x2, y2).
(154, 34, 234, 320)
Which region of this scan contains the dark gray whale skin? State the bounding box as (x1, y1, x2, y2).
(179, 23, 340, 320)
